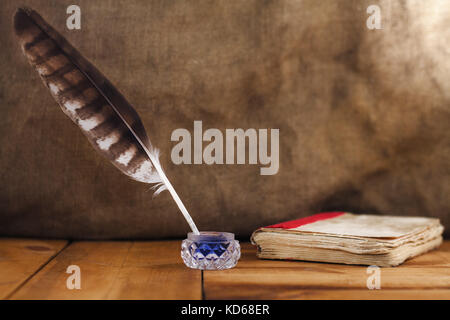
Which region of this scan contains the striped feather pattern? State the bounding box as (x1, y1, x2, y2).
(14, 7, 165, 187)
(14, 7, 200, 234)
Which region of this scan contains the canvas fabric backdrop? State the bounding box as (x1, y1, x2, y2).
(0, 0, 449, 239)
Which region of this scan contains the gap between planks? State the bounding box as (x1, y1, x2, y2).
(4, 241, 71, 300)
(0, 238, 70, 300)
(4, 240, 450, 300)
(8, 240, 202, 300)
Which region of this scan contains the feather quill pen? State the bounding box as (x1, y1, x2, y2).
(14, 7, 199, 234)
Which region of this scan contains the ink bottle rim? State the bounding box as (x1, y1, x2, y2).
(187, 231, 235, 242)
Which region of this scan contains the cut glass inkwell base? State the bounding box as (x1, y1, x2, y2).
(181, 231, 241, 270)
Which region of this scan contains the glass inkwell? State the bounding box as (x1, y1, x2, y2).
(152, 180, 240, 270)
(181, 231, 241, 270)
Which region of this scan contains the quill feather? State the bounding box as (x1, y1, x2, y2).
(14, 7, 199, 234)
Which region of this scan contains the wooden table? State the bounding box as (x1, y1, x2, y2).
(1, 239, 449, 300)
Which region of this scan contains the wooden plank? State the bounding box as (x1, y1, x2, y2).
(204, 241, 450, 299)
(0, 238, 68, 299)
(10, 240, 201, 300)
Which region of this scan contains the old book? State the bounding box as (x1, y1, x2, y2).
(251, 212, 444, 267)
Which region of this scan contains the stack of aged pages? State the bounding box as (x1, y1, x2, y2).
(251, 212, 443, 266)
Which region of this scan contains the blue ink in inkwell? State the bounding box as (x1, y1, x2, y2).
(181, 231, 240, 270)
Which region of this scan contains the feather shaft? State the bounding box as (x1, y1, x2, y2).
(91, 70, 200, 234)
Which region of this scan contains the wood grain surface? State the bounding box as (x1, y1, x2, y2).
(203, 242, 450, 299)
(10, 240, 201, 300)
(2, 239, 449, 299)
(0, 238, 67, 299)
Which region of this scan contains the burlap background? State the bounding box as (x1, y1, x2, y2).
(0, 0, 449, 239)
